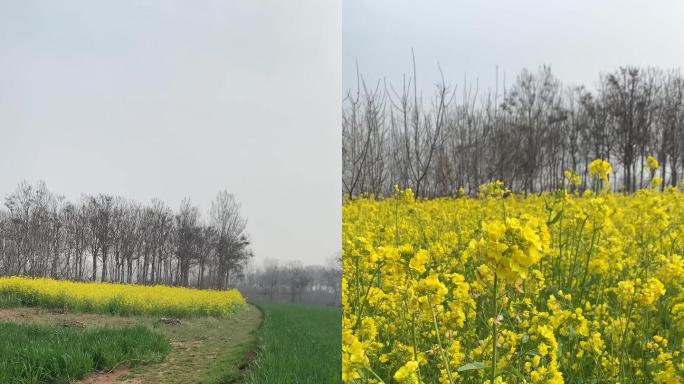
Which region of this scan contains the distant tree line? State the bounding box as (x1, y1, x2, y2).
(236, 257, 341, 306)
(343, 60, 684, 197)
(0, 181, 252, 290)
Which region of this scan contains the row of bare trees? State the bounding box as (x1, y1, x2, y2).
(343, 61, 684, 197)
(0, 181, 252, 290)
(236, 257, 341, 306)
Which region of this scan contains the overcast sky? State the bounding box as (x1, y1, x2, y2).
(0, 1, 341, 266)
(344, 0, 684, 97)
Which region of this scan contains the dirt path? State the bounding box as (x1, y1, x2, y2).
(77, 365, 141, 384)
(0, 307, 138, 327)
(125, 304, 261, 384)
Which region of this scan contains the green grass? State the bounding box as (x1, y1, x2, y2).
(0, 322, 169, 384)
(244, 302, 341, 384)
(0, 305, 262, 384)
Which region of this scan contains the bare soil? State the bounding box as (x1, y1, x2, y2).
(0, 307, 138, 327)
(77, 365, 141, 384)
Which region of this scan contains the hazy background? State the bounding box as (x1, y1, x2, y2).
(0, 0, 341, 266)
(343, 0, 684, 94)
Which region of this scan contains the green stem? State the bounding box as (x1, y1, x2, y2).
(491, 273, 498, 382)
(365, 366, 387, 384)
(429, 296, 454, 383)
(411, 313, 423, 383)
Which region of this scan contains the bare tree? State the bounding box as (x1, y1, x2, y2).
(210, 190, 251, 289)
(261, 258, 281, 301)
(283, 261, 312, 303)
(175, 198, 200, 287)
(389, 53, 454, 197)
(343, 63, 684, 197)
(0, 181, 253, 290)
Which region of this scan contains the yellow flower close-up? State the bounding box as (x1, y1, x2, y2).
(343, 160, 684, 383)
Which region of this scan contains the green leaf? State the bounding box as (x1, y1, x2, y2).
(547, 210, 564, 225)
(457, 361, 489, 372)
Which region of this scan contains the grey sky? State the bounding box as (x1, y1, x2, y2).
(0, 0, 341, 266)
(344, 0, 684, 96)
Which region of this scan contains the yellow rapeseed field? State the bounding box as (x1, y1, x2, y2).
(0, 276, 245, 317)
(343, 159, 684, 383)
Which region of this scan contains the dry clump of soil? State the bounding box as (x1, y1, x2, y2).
(61, 319, 85, 328)
(159, 317, 181, 325)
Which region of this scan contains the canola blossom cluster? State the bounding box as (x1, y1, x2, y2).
(0, 276, 245, 317)
(343, 161, 684, 384)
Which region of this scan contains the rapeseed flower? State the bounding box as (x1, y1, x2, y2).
(343, 184, 684, 383)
